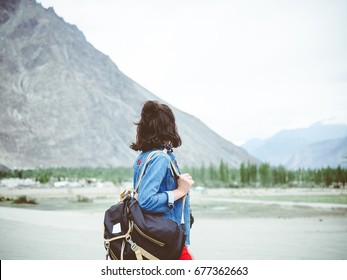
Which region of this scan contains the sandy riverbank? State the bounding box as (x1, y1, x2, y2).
(0, 186, 347, 259)
(0, 206, 346, 260)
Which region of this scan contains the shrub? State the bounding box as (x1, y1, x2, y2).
(12, 195, 37, 205)
(76, 195, 92, 203)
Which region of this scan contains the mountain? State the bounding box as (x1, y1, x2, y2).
(242, 123, 347, 169)
(286, 137, 347, 169)
(0, 0, 258, 169)
(0, 163, 11, 174)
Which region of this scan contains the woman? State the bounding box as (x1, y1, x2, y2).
(130, 100, 194, 260)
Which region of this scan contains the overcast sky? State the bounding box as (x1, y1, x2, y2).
(38, 0, 347, 145)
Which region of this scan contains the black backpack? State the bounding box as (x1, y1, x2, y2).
(103, 150, 186, 260)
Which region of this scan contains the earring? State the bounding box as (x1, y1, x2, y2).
(163, 142, 173, 152)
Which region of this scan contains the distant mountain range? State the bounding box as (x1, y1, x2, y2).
(242, 122, 347, 169)
(0, 0, 258, 169)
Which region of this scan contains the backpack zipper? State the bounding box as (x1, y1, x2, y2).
(133, 224, 165, 247)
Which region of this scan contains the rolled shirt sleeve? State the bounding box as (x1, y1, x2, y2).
(165, 191, 174, 210)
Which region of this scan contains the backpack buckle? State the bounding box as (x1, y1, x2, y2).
(126, 236, 138, 251)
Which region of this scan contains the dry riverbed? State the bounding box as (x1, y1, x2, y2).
(1, 184, 346, 259)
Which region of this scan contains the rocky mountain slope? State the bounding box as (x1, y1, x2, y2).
(0, 0, 258, 169)
(286, 137, 347, 169)
(242, 123, 347, 169)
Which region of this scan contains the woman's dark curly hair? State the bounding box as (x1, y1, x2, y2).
(130, 100, 182, 152)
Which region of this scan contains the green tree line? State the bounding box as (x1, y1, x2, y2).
(183, 162, 347, 188)
(1, 162, 346, 188)
(0, 167, 133, 184)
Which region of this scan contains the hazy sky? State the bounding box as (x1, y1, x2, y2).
(38, 0, 347, 145)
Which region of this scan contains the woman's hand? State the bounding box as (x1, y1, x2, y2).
(173, 173, 194, 201)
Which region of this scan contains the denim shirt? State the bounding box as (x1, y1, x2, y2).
(133, 148, 191, 245)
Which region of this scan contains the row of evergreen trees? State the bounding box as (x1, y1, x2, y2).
(1, 162, 346, 188)
(184, 161, 347, 188)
